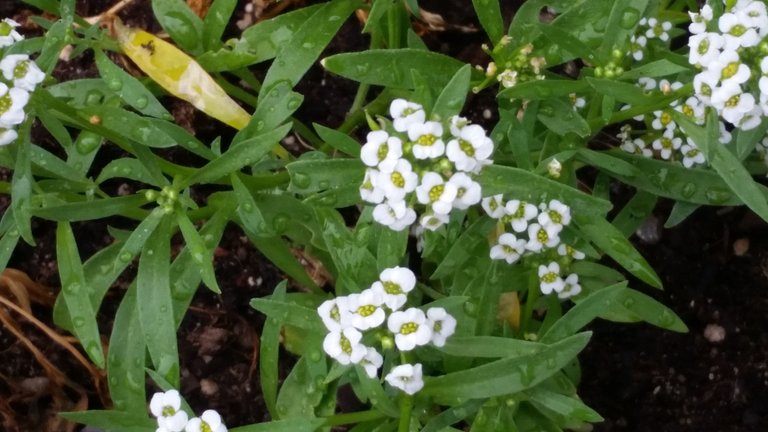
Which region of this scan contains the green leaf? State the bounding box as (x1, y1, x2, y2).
(498, 79, 589, 101)
(664, 201, 699, 228)
(176, 212, 220, 293)
(586, 77, 650, 106)
(96, 158, 156, 185)
(259, 281, 287, 418)
(11, 124, 34, 244)
(316, 207, 378, 290)
(232, 174, 275, 237)
(30, 144, 88, 183)
(574, 214, 662, 289)
(314, 124, 361, 158)
(249, 297, 324, 332)
(137, 215, 179, 387)
(422, 333, 592, 401)
(287, 159, 364, 193)
(246, 232, 321, 292)
(619, 59, 690, 81)
(576, 148, 639, 177)
(322, 49, 471, 89)
(538, 98, 590, 137)
(94, 49, 171, 118)
(179, 123, 291, 188)
(78, 106, 177, 148)
(276, 357, 325, 418)
(237, 81, 302, 145)
(375, 225, 408, 270)
(540, 283, 626, 343)
(538, 21, 597, 63)
(0, 219, 20, 271)
(56, 222, 105, 367)
(597, 0, 648, 63)
(202, 0, 238, 50)
(260, 0, 361, 103)
(602, 288, 688, 332)
(362, 0, 394, 33)
(438, 336, 545, 358)
(152, 0, 204, 53)
(230, 419, 326, 432)
(611, 190, 657, 238)
(37, 19, 68, 72)
(527, 388, 603, 422)
(353, 367, 400, 417)
(432, 64, 471, 120)
(107, 284, 147, 412)
(198, 5, 324, 71)
(421, 399, 485, 432)
(477, 165, 612, 216)
(32, 194, 148, 221)
(735, 119, 768, 160)
(472, 0, 504, 43)
(59, 410, 154, 432)
(676, 111, 768, 222)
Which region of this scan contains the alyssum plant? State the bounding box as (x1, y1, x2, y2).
(1, 0, 767, 431)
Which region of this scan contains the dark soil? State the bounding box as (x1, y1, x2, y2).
(1, 1, 768, 432)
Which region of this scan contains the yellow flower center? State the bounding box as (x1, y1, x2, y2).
(459, 139, 475, 156)
(721, 62, 740, 80)
(729, 24, 747, 37)
(400, 322, 418, 335)
(698, 38, 710, 55)
(330, 305, 340, 322)
(536, 228, 549, 243)
(161, 406, 176, 417)
(541, 272, 557, 283)
(377, 143, 389, 161)
(340, 334, 352, 354)
(417, 134, 436, 146)
(428, 184, 444, 202)
(725, 94, 740, 108)
(391, 171, 405, 188)
(383, 281, 402, 295)
(13, 61, 29, 79)
(660, 111, 672, 126)
(548, 210, 562, 224)
(357, 305, 376, 317)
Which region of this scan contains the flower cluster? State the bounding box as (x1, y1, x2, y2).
(688, 0, 768, 130)
(360, 99, 493, 232)
(0, 18, 44, 146)
(628, 17, 674, 62)
(318, 266, 457, 395)
(482, 196, 584, 299)
(618, 78, 733, 168)
(149, 390, 227, 432)
(487, 42, 546, 89)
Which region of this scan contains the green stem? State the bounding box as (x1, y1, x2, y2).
(417, 282, 445, 300)
(231, 68, 263, 92)
(322, 409, 386, 427)
(398, 394, 414, 432)
(520, 269, 540, 335)
(216, 75, 260, 108)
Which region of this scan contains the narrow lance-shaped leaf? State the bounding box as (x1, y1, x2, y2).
(114, 18, 250, 129)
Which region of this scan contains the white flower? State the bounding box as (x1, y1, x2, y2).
(373, 199, 417, 231)
(317, 297, 352, 332)
(0, 82, 29, 128)
(712, 82, 755, 125)
(481, 194, 506, 219)
(385, 363, 424, 395)
(323, 327, 366, 365)
(557, 244, 585, 260)
(651, 110, 675, 131)
(637, 77, 656, 91)
(741, 106, 763, 130)
(688, 33, 724, 67)
(719, 121, 733, 144)
(621, 138, 653, 158)
(387, 308, 432, 351)
(426, 307, 457, 347)
(709, 50, 750, 86)
(569, 94, 586, 110)
(360, 169, 385, 204)
(557, 274, 582, 299)
(538, 262, 564, 295)
(371, 266, 416, 311)
(185, 410, 226, 432)
(0, 19, 23, 48)
(689, 5, 712, 34)
(645, 18, 672, 41)
(0, 128, 17, 146)
(360, 130, 402, 172)
(445, 124, 493, 172)
(390, 99, 425, 133)
(737, 1, 768, 32)
(378, 159, 418, 201)
(408, 121, 445, 159)
(420, 212, 449, 231)
(346, 288, 387, 330)
(677, 96, 705, 120)
(360, 347, 383, 379)
(448, 115, 469, 137)
(630, 35, 646, 61)
(490, 233, 526, 264)
(447, 172, 481, 210)
(0, 54, 45, 92)
(525, 223, 560, 252)
(651, 128, 682, 160)
(718, 13, 759, 50)
(537, 200, 571, 232)
(505, 200, 538, 233)
(149, 390, 189, 432)
(680, 140, 706, 168)
(693, 69, 719, 102)
(497, 69, 518, 88)
(416, 172, 457, 215)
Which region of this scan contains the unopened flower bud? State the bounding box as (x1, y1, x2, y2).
(547, 158, 562, 179)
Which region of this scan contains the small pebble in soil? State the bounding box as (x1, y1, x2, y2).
(733, 238, 750, 256)
(482, 109, 492, 119)
(200, 378, 219, 396)
(635, 215, 662, 244)
(704, 323, 726, 343)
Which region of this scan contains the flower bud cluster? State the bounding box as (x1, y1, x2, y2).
(491, 43, 546, 89)
(149, 390, 227, 432)
(317, 266, 456, 394)
(688, 1, 768, 130)
(482, 196, 584, 299)
(0, 18, 45, 146)
(360, 99, 493, 232)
